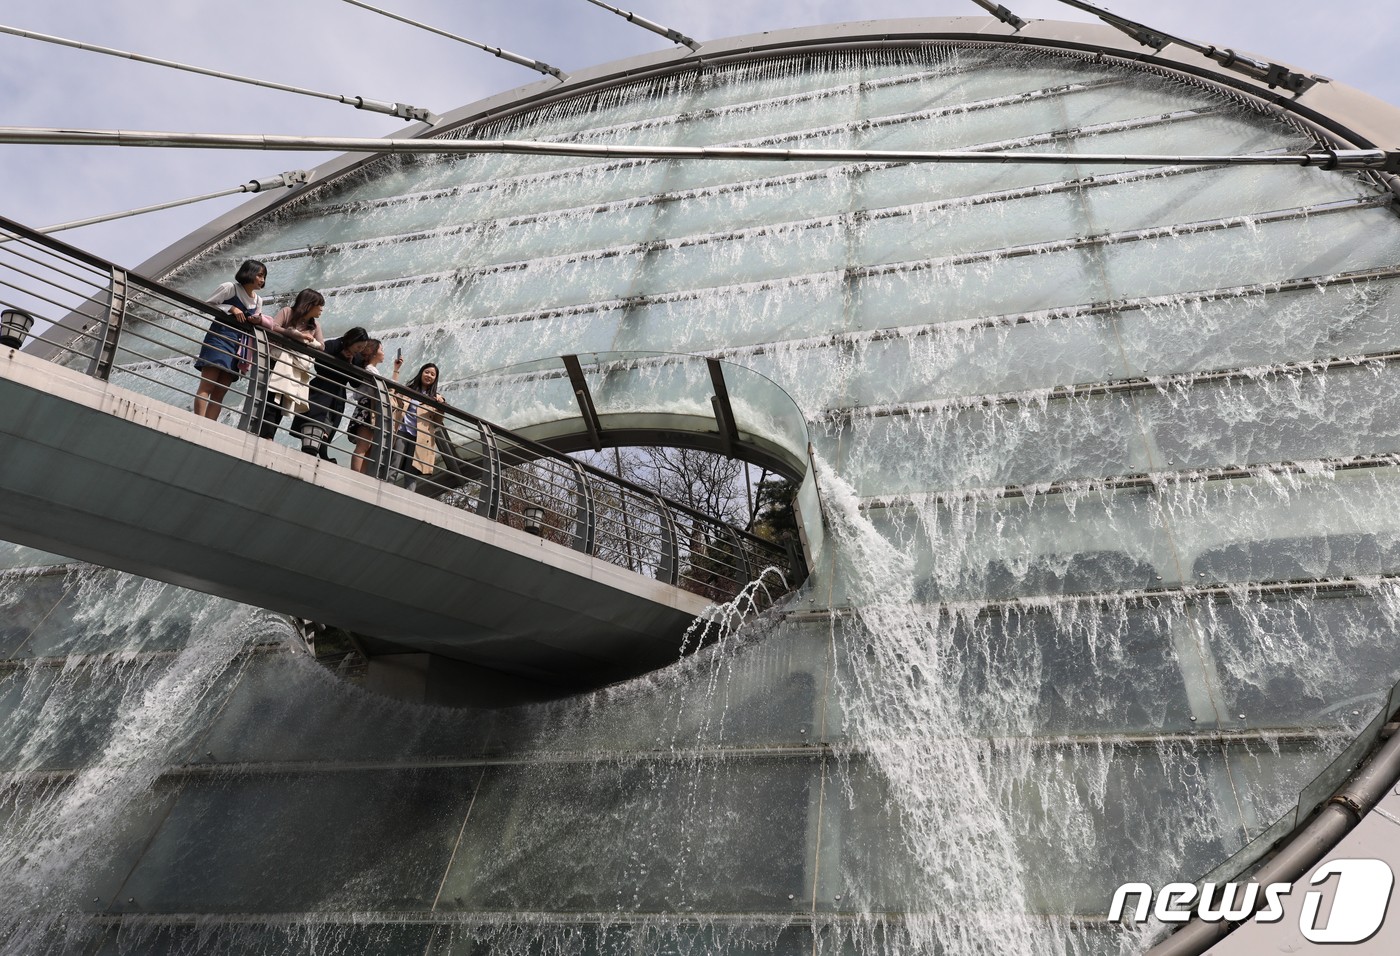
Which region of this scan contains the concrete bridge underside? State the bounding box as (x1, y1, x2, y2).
(0, 348, 716, 703)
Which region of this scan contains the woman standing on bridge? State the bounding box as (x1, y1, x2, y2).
(392, 362, 442, 492)
(258, 288, 327, 440)
(348, 338, 402, 473)
(295, 326, 372, 462)
(193, 259, 268, 421)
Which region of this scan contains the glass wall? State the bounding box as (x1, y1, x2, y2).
(6, 34, 1400, 956)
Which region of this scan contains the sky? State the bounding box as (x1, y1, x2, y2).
(1, 0, 1397, 270)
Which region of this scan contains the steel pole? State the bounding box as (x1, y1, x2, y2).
(0, 126, 1386, 170)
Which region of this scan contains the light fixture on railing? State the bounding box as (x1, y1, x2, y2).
(300, 422, 330, 457)
(523, 505, 544, 536)
(1, 308, 35, 349)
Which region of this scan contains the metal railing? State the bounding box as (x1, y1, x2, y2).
(0, 213, 796, 607)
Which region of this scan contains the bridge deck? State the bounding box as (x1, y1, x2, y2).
(0, 348, 718, 695)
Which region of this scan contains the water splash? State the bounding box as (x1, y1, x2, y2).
(0, 575, 283, 954)
(812, 453, 1057, 954)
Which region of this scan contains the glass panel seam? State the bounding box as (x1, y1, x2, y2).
(862, 453, 1400, 507)
(283, 195, 1384, 312)
(252, 103, 1234, 237)
(827, 342, 1400, 422)
(790, 575, 1400, 617)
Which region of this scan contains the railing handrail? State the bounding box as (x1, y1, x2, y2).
(1, 212, 223, 325)
(386, 378, 780, 550)
(263, 336, 783, 555)
(1, 210, 790, 572)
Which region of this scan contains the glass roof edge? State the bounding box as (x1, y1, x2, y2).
(131, 17, 1400, 288)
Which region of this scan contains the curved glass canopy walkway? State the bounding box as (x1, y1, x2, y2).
(460, 351, 810, 478)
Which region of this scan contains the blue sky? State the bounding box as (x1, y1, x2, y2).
(1, 0, 1396, 269)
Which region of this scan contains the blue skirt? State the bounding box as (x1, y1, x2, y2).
(194, 319, 247, 376)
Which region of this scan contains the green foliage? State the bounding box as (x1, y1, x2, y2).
(751, 477, 799, 546)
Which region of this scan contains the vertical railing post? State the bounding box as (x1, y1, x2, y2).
(568, 460, 596, 554)
(477, 422, 502, 521)
(238, 326, 271, 434)
(87, 266, 128, 381)
(618, 488, 637, 571)
(371, 376, 396, 479)
(783, 537, 806, 585)
(654, 494, 680, 586)
(725, 525, 752, 587)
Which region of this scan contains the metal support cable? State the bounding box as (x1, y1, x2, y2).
(1, 126, 1393, 172)
(27, 170, 311, 237)
(582, 0, 700, 51)
(966, 0, 1027, 32)
(337, 0, 565, 80)
(1049, 0, 1317, 94)
(0, 23, 440, 124)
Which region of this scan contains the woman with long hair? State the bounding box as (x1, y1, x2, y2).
(193, 259, 268, 421)
(296, 326, 372, 462)
(348, 339, 403, 473)
(259, 288, 326, 439)
(391, 362, 442, 491)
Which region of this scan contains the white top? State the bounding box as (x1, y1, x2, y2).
(204, 281, 262, 318)
(354, 361, 387, 402)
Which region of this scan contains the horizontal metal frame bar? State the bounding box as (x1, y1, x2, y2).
(0, 104, 1287, 166)
(773, 265, 1400, 355)
(0, 722, 1340, 785)
(0, 639, 284, 673)
(126, 22, 1373, 292)
(559, 74, 1127, 153)
(828, 338, 1400, 424)
(87, 909, 1109, 929)
(490, 57, 1022, 143)
(252, 156, 1231, 268)
(279, 184, 1379, 316)
(785, 573, 1400, 621)
(847, 194, 1388, 281)
(345, 257, 1400, 376)
(298, 98, 1226, 229)
(863, 453, 1400, 510)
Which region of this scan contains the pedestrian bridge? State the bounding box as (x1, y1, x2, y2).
(0, 215, 817, 704)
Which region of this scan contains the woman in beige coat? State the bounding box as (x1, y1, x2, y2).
(392, 362, 442, 491)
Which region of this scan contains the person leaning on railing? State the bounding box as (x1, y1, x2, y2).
(193, 258, 268, 421)
(257, 288, 326, 440)
(348, 338, 402, 474)
(391, 362, 442, 492)
(292, 326, 372, 462)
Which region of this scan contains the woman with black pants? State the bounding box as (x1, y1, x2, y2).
(293, 326, 371, 462)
